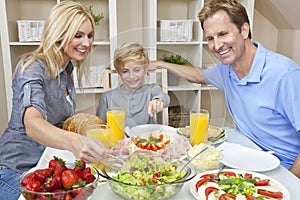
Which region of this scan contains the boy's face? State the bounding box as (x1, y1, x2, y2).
(118, 60, 147, 90)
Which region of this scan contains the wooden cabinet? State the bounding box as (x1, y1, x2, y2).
(0, 0, 254, 127)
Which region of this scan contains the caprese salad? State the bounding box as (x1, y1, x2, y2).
(192, 170, 286, 200)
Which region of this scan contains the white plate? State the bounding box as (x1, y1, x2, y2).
(176, 126, 227, 145)
(124, 124, 190, 160)
(217, 142, 280, 172)
(37, 147, 76, 166)
(190, 169, 290, 200)
(126, 124, 177, 137)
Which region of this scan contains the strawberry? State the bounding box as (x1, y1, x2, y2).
(44, 174, 62, 192)
(25, 181, 42, 192)
(48, 156, 66, 169)
(21, 173, 36, 187)
(54, 161, 67, 176)
(34, 168, 53, 183)
(51, 189, 67, 200)
(74, 159, 86, 171)
(61, 169, 80, 189)
(83, 173, 96, 184)
(72, 187, 87, 199)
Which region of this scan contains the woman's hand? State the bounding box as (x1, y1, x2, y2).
(148, 98, 164, 117)
(72, 134, 108, 164)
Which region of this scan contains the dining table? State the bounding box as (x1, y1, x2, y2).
(19, 126, 300, 200)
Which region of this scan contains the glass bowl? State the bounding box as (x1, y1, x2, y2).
(98, 155, 197, 200)
(187, 143, 223, 172)
(19, 163, 99, 200)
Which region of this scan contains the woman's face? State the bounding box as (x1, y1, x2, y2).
(63, 19, 93, 67)
(204, 10, 248, 66)
(118, 60, 147, 90)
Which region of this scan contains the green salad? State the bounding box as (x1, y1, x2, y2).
(110, 155, 185, 200)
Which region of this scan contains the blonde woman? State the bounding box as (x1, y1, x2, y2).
(0, 1, 107, 198)
(97, 42, 170, 127)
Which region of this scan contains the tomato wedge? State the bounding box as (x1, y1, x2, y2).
(219, 193, 236, 200)
(257, 189, 283, 199)
(205, 186, 219, 197)
(254, 179, 270, 186)
(200, 173, 216, 180)
(244, 173, 253, 179)
(220, 171, 236, 177)
(196, 178, 213, 192)
(245, 194, 257, 200)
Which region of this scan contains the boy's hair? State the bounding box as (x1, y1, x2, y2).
(198, 0, 251, 39)
(114, 42, 149, 71)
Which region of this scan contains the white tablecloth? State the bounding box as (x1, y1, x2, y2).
(90, 127, 300, 199)
(19, 127, 300, 200)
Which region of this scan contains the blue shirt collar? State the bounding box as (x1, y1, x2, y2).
(229, 41, 265, 85)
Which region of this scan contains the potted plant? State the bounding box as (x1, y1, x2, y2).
(162, 54, 192, 86)
(88, 5, 104, 25)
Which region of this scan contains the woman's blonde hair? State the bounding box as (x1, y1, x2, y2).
(18, 1, 95, 79)
(113, 42, 149, 72)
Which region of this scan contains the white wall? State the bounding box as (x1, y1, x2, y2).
(277, 30, 300, 65)
(253, 9, 300, 66)
(252, 10, 278, 52)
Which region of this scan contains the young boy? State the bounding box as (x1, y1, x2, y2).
(96, 42, 170, 128)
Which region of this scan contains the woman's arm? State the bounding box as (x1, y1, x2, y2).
(24, 106, 107, 163)
(149, 61, 207, 84)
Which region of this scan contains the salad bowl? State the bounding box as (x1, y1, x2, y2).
(98, 155, 197, 200)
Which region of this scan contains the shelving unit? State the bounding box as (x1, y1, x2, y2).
(0, 0, 254, 127)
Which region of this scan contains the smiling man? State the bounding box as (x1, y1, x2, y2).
(150, 0, 300, 177)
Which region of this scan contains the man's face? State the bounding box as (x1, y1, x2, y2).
(204, 10, 248, 66)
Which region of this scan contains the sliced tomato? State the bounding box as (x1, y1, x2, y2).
(254, 179, 270, 186)
(245, 194, 257, 200)
(200, 173, 216, 180)
(244, 173, 253, 179)
(151, 144, 158, 151)
(146, 143, 151, 150)
(205, 186, 219, 197)
(157, 133, 164, 141)
(257, 189, 283, 199)
(156, 142, 165, 150)
(220, 171, 236, 177)
(218, 193, 236, 200)
(195, 178, 213, 192)
(152, 177, 158, 184)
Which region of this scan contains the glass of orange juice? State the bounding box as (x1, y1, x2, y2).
(83, 124, 112, 149)
(190, 108, 209, 146)
(106, 107, 125, 146)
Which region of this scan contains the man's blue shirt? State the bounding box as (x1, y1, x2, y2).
(204, 42, 300, 169)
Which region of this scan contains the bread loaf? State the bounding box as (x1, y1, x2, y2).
(62, 113, 105, 134)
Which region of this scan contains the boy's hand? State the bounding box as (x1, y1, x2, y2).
(148, 98, 164, 117)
